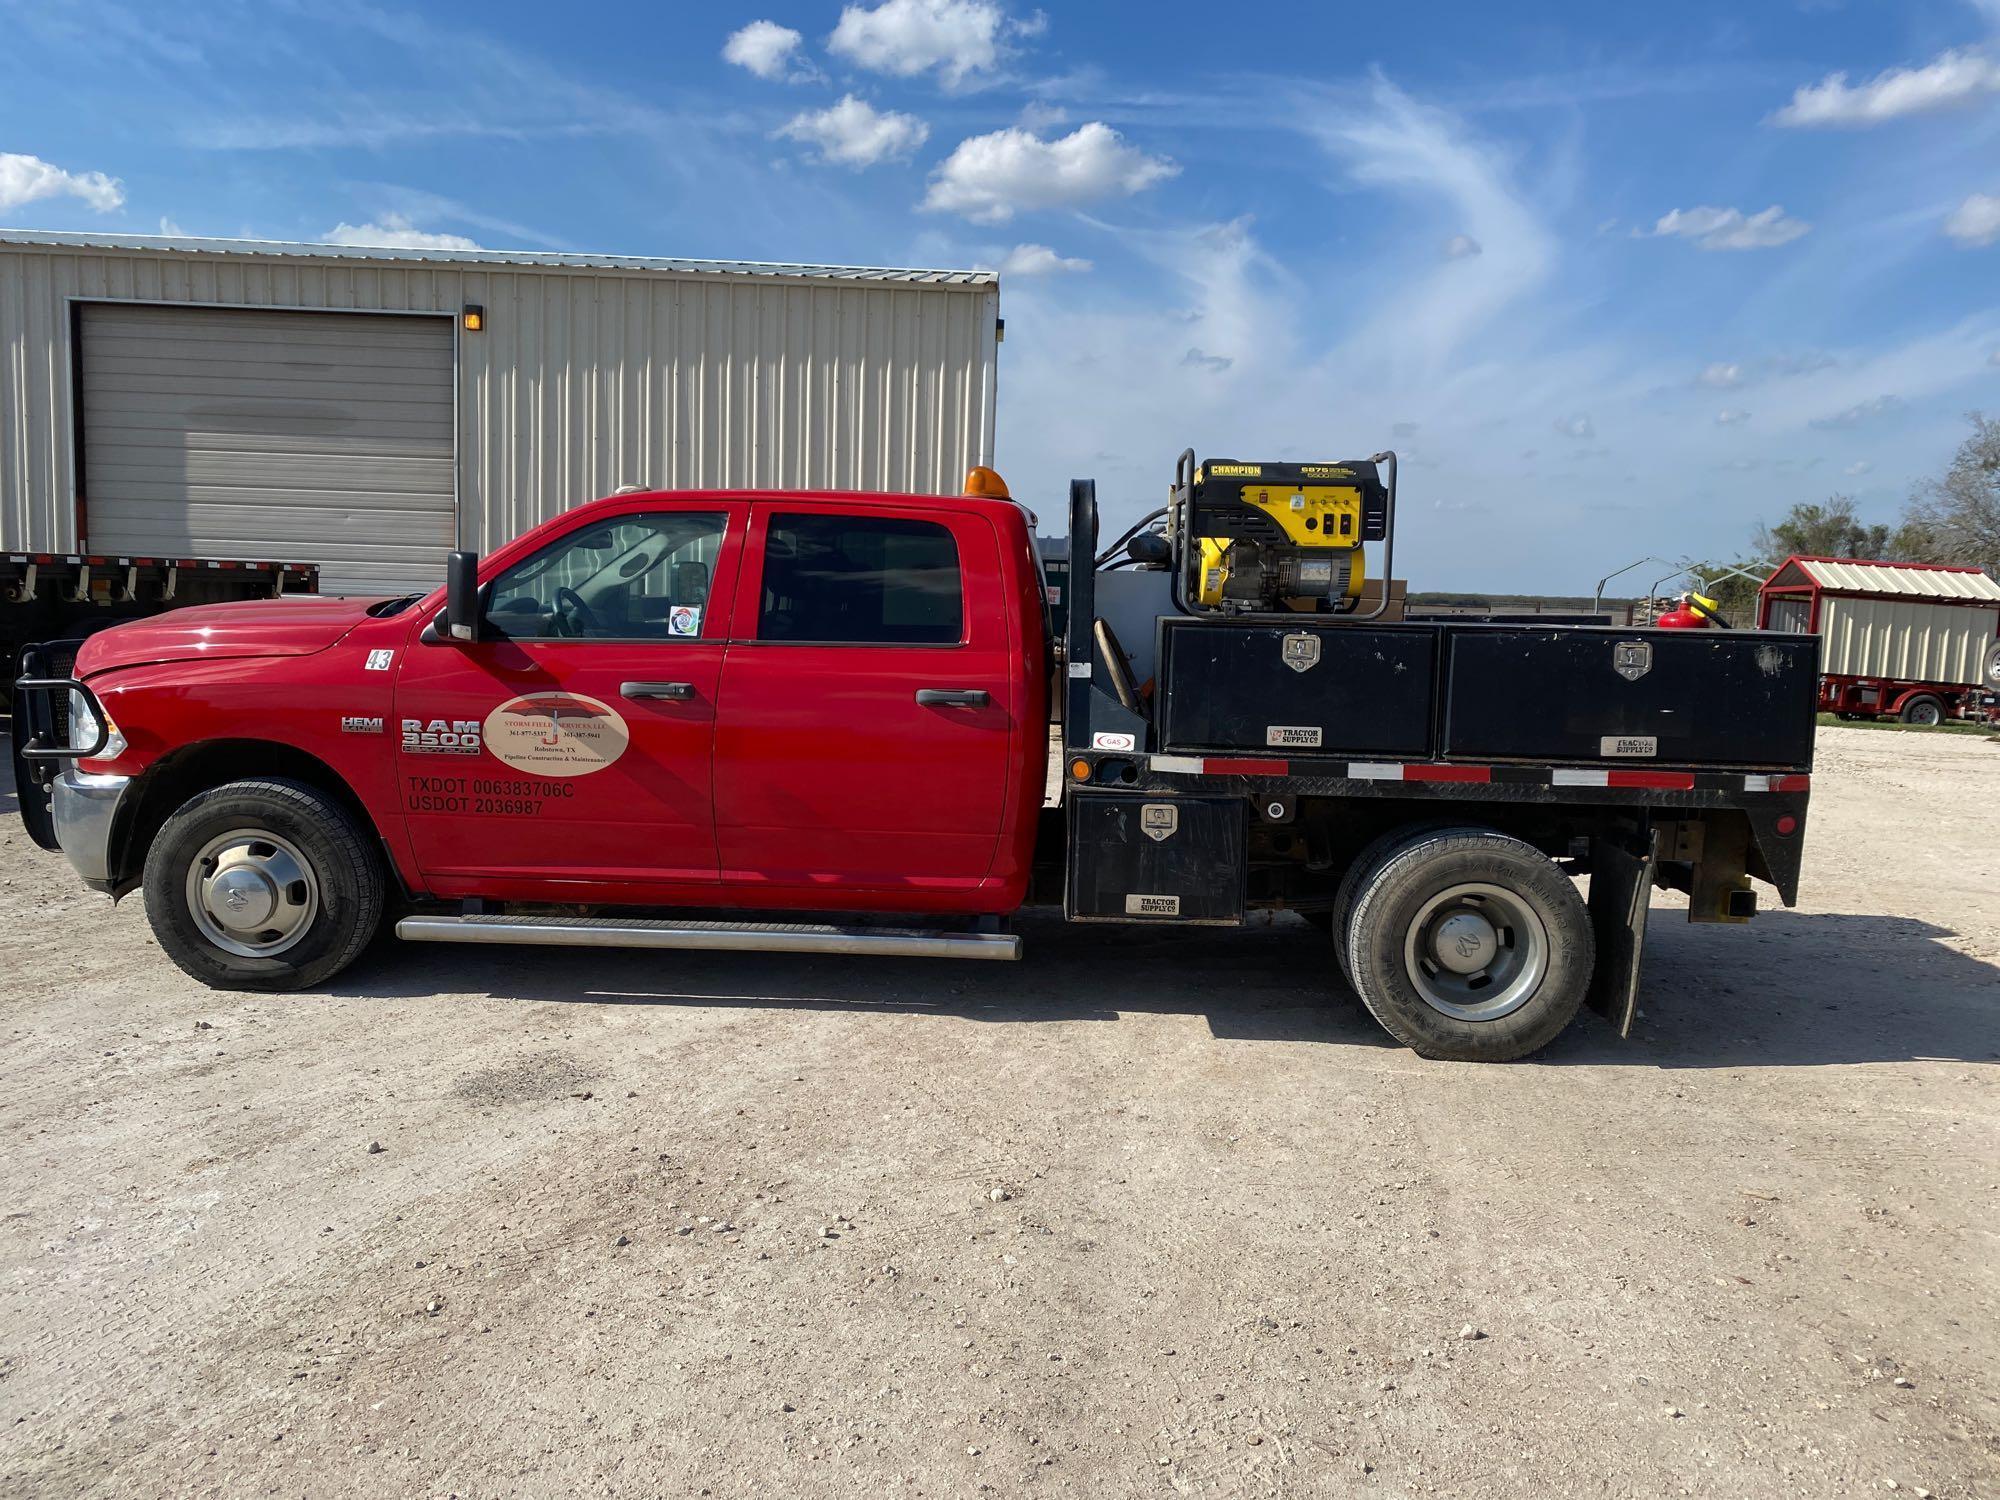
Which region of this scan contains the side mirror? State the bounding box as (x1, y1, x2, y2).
(445, 551, 481, 642)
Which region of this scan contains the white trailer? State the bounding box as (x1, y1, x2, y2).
(1758, 554, 2000, 724)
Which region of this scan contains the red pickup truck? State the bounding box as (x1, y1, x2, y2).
(13, 464, 1817, 1062)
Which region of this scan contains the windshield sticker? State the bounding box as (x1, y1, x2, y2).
(365, 649, 395, 671)
(482, 692, 630, 777)
(668, 605, 702, 637)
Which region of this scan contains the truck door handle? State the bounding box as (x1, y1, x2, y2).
(915, 688, 990, 708)
(621, 681, 695, 701)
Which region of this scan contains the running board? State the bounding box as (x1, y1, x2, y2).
(395, 913, 1021, 961)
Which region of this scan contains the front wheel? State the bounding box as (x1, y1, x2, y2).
(1343, 828, 1594, 1062)
(143, 778, 384, 991)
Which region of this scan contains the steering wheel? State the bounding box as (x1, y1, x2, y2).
(553, 586, 602, 636)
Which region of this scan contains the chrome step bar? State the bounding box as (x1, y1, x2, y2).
(395, 913, 1021, 961)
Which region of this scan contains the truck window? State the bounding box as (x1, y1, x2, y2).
(485, 512, 726, 640)
(759, 514, 962, 645)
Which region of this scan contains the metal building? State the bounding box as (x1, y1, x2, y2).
(1759, 554, 2000, 684)
(0, 230, 1000, 594)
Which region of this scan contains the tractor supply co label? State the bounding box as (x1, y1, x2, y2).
(482, 691, 631, 777)
(1600, 735, 1659, 758)
(1125, 893, 1181, 916)
(405, 773, 579, 817)
(1266, 724, 1324, 748)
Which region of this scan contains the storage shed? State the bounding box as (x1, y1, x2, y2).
(0, 230, 999, 594)
(1758, 555, 2000, 687)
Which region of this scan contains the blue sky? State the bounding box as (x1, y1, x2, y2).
(3, 0, 1999, 592)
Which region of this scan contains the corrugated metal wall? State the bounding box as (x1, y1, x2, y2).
(1820, 597, 2000, 686)
(0, 243, 999, 568)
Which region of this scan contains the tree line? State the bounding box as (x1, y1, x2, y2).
(1690, 412, 2000, 622)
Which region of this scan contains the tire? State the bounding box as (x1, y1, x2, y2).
(1343, 828, 1594, 1062)
(1899, 695, 1945, 727)
(142, 777, 384, 991)
(1328, 823, 1457, 981)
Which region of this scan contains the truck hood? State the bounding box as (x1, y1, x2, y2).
(76, 595, 396, 676)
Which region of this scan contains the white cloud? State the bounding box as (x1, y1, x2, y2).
(1772, 49, 2000, 127)
(778, 96, 929, 168)
(1809, 394, 1905, 429)
(1844, 460, 1875, 477)
(0, 151, 124, 213)
(323, 214, 480, 250)
(922, 121, 1176, 222)
(1554, 414, 1596, 439)
(1698, 361, 1745, 388)
(1715, 408, 1751, 426)
(1648, 204, 1810, 251)
(723, 20, 810, 81)
(1944, 192, 2000, 247)
(158, 216, 185, 237)
(1443, 233, 1482, 259)
(828, 0, 1029, 87)
(1305, 79, 1556, 374)
(994, 243, 1091, 276)
(1182, 347, 1232, 373)
(1991, 347, 2000, 366)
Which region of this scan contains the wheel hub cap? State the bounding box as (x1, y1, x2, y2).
(1432, 911, 1498, 974)
(1402, 882, 1551, 1023)
(186, 830, 319, 959)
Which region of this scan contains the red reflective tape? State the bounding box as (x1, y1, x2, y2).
(1404, 764, 1491, 783)
(1205, 758, 1286, 776)
(1605, 770, 1697, 789)
(1768, 774, 1810, 793)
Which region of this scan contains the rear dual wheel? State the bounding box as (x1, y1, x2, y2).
(1334, 827, 1594, 1062)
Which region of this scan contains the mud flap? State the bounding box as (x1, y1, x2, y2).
(1586, 830, 1658, 1038)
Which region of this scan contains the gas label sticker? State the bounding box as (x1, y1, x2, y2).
(402, 718, 482, 755)
(1600, 735, 1659, 758)
(1140, 803, 1179, 842)
(1266, 725, 1324, 748)
(482, 691, 631, 777)
(1066, 661, 1093, 679)
(1092, 731, 1136, 751)
(365, 648, 395, 671)
(1125, 893, 1181, 916)
(668, 605, 702, 637)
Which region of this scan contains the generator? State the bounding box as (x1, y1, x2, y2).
(1168, 454, 1391, 616)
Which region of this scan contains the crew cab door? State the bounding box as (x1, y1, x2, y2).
(711, 503, 1017, 903)
(394, 502, 745, 900)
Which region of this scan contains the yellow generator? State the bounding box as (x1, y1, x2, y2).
(1170, 455, 1392, 615)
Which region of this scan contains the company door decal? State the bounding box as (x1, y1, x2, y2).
(481, 692, 632, 777)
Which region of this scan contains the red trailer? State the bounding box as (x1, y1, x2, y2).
(1758, 555, 2000, 724)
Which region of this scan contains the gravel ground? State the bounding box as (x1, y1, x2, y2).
(0, 725, 1995, 1499)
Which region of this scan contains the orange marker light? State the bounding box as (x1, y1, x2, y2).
(462, 304, 484, 332)
(1070, 758, 1091, 780)
(963, 465, 1011, 499)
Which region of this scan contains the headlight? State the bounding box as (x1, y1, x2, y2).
(68, 691, 126, 760)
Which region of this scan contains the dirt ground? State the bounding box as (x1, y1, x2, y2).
(0, 725, 1995, 1499)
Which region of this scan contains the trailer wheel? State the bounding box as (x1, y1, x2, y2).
(1898, 695, 1944, 726)
(1343, 828, 1593, 1062)
(143, 778, 384, 991)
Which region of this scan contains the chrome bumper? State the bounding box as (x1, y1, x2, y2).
(51, 769, 132, 891)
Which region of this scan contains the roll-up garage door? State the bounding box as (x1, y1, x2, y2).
(80, 304, 455, 595)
